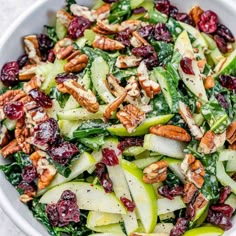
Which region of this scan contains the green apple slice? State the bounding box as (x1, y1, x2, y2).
(107, 115, 173, 137)
(122, 160, 157, 233)
(153, 223, 174, 234)
(87, 223, 125, 234)
(218, 149, 236, 161)
(132, 157, 161, 169)
(37, 152, 96, 196)
(225, 193, 236, 212)
(40, 182, 127, 214)
(183, 226, 224, 236)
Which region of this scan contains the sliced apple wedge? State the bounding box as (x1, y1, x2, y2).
(122, 160, 157, 233)
(183, 226, 224, 236)
(40, 182, 127, 214)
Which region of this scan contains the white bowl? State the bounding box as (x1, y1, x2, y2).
(0, 0, 235, 235)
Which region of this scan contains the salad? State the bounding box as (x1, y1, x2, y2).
(0, 0, 236, 235)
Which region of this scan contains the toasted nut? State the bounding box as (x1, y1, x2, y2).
(137, 61, 161, 98)
(130, 35, 143, 48)
(19, 64, 37, 81)
(57, 83, 69, 93)
(183, 182, 198, 203)
(93, 26, 112, 35)
(179, 101, 203, 140)
(125, 76, 140, 98)
(27, 106, 49, 125)
(20, 193, 36, 203)
(204, 76, 215, 90)
(143, 160, 168, 184)
(70, 4, 96, 22)
(24, 35, 41, 64)
(150, 125, 191, 142)
(63, 79, 99, 113)
(96, 19, 120, 34)
(104, 92, 127, 120)
(66, 50, 81, 61)
(226, 121, 236, 144)
(119, 20, 142, 32)
(189, 6, 204, 25)
(23, 75, 44, 94)
(117, 104, 145, 133)
(0, 125, 10, 147)
(181, 154, 205, 188)
(30, 151, 43, 166)
(0, 90, 26, 108)
(132, 31, 150, 46)
(115, 55, 142, 69)
(229, 141, 236, 150)
(54, 38, 74, 60)
(64, 54, 88, 73)
(93, 35, 125, 51)
(93, 3, 111, 20)
(56, 9, 73, 27)
(193, 192, 208, 211)
(1, 139, 21, 158)
(198, 130, 226, 154)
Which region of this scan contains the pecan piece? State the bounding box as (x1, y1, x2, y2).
(63, 79, 99, 113)
(150, 125, 191, 142)
(93, 3, 110, 20)
(193, 192, 208, 211)
(183, 182, 198, 204)
(198, 130, 226, 154)
(96, 19, 120, 34)
(54, 38, 74, 60)
(92, 35, 125, 51)
(64, 54, 88, 73)
(119, 20, 142, 32)
(125, 76, 140, 98)
(0, 125, 10, 147)
(19, 64, 37, 81)
(23, 75, 44, 94)
(104, 92, 127, 120)
(56, 9, 73, 27)
(189, 6, 204, 25)
(143, 160, 168, 184)
(117, 104, 145, 133)
(24, 35, 41, 64)
(181, 154, 205, 188)
(179, 101, 203, 140)
(132, 31, 150, 46)
(1, 139, 21, 158)
(70, 4, 96, 22)
(226, 121, 236, 144)
(115, 55, 142, 69)
(229, 142, 236, 150)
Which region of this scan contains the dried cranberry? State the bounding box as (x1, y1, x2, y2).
(133, 7, 147, 14)
(214, 35, 228, 53)
(34, 118, 58, 146)
(231, 173, 236, 181)
(198, 10, 218, 34)
(46, 204, 59, 227)
(180, 57, 195, 75)
(17, 54, 29, 69)
(219, 75, 236, 90)
(38, 34, 54, 51)
(155, 0, 170, 16)
(170, 218, 188, 236)
(211, 204, 234, 218)
(138, 25, 154, 39)
(115, 29, 131, 47)
(60, 190, 77, 202)
(95, 163, 113, 193)
(175, 13, 193, 25)
(118, 137, 143, 152)
(132, 45, 155, 58)
(158, 185, 183, 200)
(47, 50, 55, 63)
(207, 209, 232, 231)
(215, 93, 229, 109)
(49, 142, 79, 165)
(103, 0, 118, 3)
(153, 23, 172, 43)
(143, 55, 159, 70)
(0, 61, 19, 87)
(185, 203, 195, 221)
(216, 24, 235, 43)
(219, 186, 231, 204)
(21, 165, 37, 183)
(29, 89, 53, 109)
(3, 101, 24, 120)
(68, 16, 91, 39)
(55, 72, 78, 84)
(169, 5, 179, 18)
(17, 181, 36, 194)
(120, 197, 136, 212)
(169, 185, 184, 196)
(102, 148, 119, 166)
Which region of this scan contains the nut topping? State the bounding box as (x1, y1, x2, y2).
(116, 104, 145, 133)
(63, 79, 99, 113)
(23, 75, 44, 94)
(96, 19, 120, 34)
(54, 38, 74, 60)
(143, 160, 168, 184)
(56, 9, 73, 27)
(132, 31, 150, 46)
(149, 125, 191, 142)
(1, 139, 21, 158)
(229, 142, 236, 150)
(183, 182, 198, 204)
(189, 6, 204, 25)
(125, 76, 140, 98)
(70, 4, 96, 22)
(115, 55, 142, 69)
(24, 35, 41, 64)
(64, 54, 88, 73)
(226, 121, 236, 144)
(93, 3, 111, 21)
(119, 20, 142, 32)
(0, 125, 10, 147)
(19, 64, 37, 81)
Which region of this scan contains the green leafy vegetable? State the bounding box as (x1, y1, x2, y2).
(166, 18, 184, 40)
(164, 170, 182, 188)
(44, 25, 58, 43)
(144, 9, 167, 24)
(50, 88, 70, 109)
(79, 136, 105, 151)
(65, 0, 76, 14)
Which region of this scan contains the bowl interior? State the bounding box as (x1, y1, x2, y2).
(0, 0, 235, 235)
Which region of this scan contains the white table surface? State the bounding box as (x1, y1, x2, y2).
(0, 1, 40, 235)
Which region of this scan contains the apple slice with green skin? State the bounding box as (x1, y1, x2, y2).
(37, 152, 96, 196)
(87, 223, 125, 234)
(183, 226, 224, 236)
(153, 223, 174, 234)
(225, 193, 236, 211)
(122, 160, 157, 233)
(40, 182, 127, 214)
(107, 115, 173, 137)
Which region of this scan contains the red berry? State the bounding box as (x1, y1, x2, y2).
(198, 10, 218, 33)
(3, 101, 24, 120)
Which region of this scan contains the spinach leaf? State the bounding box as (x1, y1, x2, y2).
(44, 25, 58, 43)
(149, 93, 170, 116)
(143, 9, 167, 24)
(166, 18, 184, 40)
(65, 0, 76, 14)
(79, 136, 105, 151)
(50, 88, 70, 108)
(163, 170, 182, 188)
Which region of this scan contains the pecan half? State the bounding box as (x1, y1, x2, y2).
(70, 4, 96, 22)
(181, 154, 205, 188)
(137, 61, 161, 98)
(104, 92, 127, 120)
(189, 6, 204, 25)
(198, 130, 226, 154)
(115, 55, 142, 69)
(193, 192, 208, 211)
(179, 101, 203, 140)
(229, 142, 236, 150)
(24, 35, 41, 64)
(143, 160, 168, 184)
(1, 139, 21, 158)
(226, 121, 236, 144)
(125, 76, 140, 98)
(19, 64, 37, 81)
(56, 9, 73, 27)
(93, 3, 110, 21)
(132, 31, 150, 46)
(23, 75, 44, 94)
(117, 104, 145, 133)
(63, 79, 99, 113)
(92, 35, 125, 51)
(54, 38, 74, 60)
(64, 54, 88, 73)
(150, 125, 191, 142)
(95, 19, 120, 34)
(183, 182, 198, 204)
(119, 20, 142, 32)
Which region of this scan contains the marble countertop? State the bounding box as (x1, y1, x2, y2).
(0, 1, 40, 235)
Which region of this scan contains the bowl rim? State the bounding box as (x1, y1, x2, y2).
(0, 0, 236, 236)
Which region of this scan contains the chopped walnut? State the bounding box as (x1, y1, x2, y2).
(179, 101, 203, 140)
(198, 130, 226, 154)
(137, 61, 161, 98)
(63, 79, 99, 113)
(115, 55, 142, 69)
(183, 182, 198, 204)
(226, 121, 236, 144)
(116, 104, 145, 133)
(149, 125, 191, 142)
(56, 9, 73, 27)
(54, 38, 74, 60)
(143, 160, 168, 184)
(64, 53, 88, 73)
(24, 35, 41, 64)
(181, 154, 205, 188)
(1, 139, 21, 158)
(125, 76, 140, 98)
(19, 64, 37, 81)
